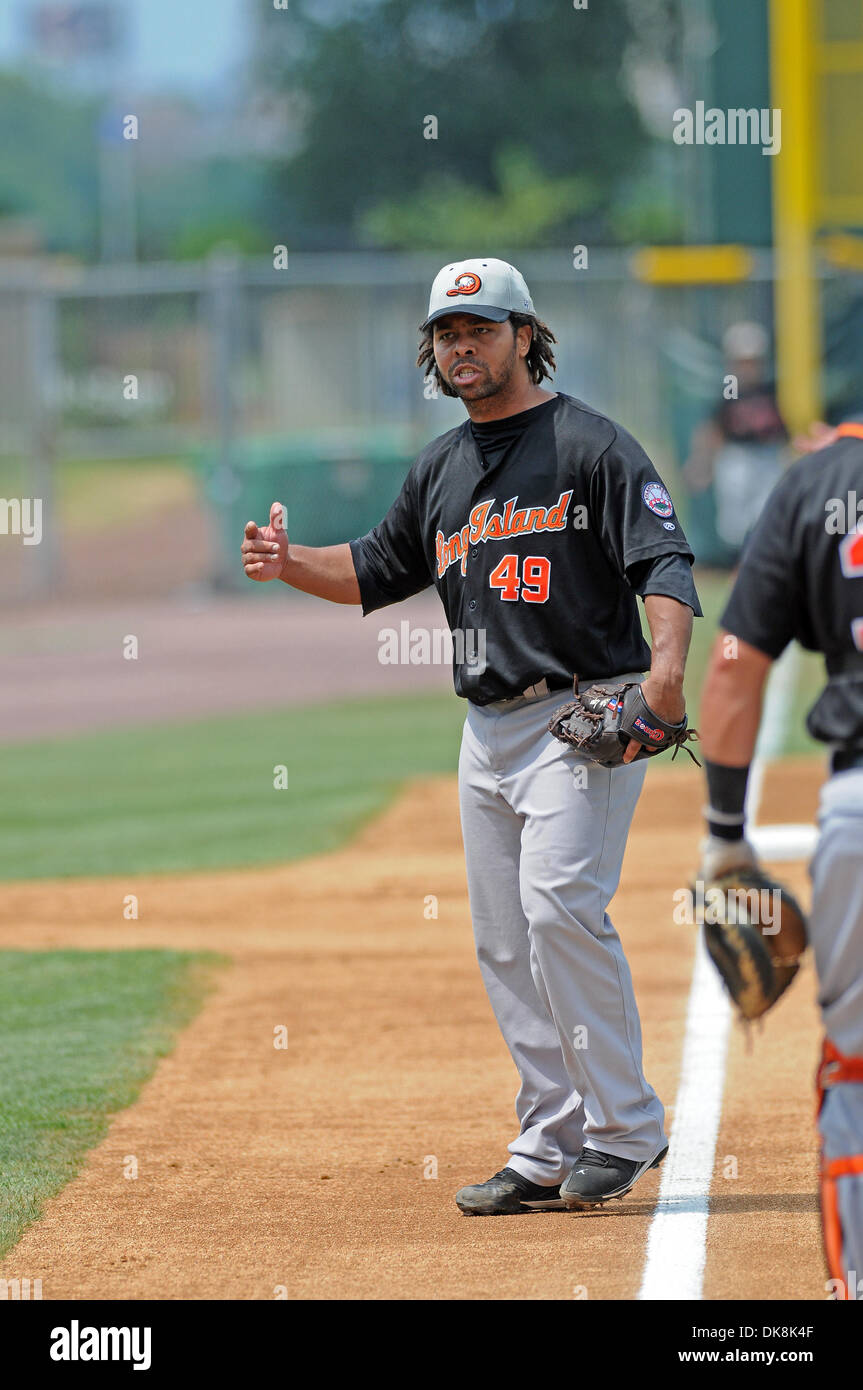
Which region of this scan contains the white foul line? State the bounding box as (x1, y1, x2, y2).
(637, 943, 731, 1300)
(637, 644, 801, 1300)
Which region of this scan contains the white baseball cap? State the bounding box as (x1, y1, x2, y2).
(722, 321, 769, 360)
(422, 257, 536, 331)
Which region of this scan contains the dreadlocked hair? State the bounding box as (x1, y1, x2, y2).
(416, 312, 558, 398)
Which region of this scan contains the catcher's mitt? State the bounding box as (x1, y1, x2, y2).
(696, 842, 808, 1021)
(547, 680, 700, 769)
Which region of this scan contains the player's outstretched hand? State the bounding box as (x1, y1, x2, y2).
(242, 501, 289, 582)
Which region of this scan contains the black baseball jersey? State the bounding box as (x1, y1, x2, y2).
(349, 392, 701, 704)
(721, 427, 863, 745)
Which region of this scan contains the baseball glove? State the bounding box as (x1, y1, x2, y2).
(547, 681, 700, 768)
(695, 838, 808, 1021)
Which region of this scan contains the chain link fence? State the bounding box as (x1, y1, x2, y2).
(1, 247, 857, 603)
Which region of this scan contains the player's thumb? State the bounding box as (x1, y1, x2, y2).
(270, 501, 288, 537)
(244, 520, 258, 539)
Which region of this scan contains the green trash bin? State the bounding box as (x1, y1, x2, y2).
(196, 427, 420, 590)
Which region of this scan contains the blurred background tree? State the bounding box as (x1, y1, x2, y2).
(0, 71, 99, 256)
(359, 144, 600, 250)
(0, 0, 693, 261)
(254, 0, 682, 250)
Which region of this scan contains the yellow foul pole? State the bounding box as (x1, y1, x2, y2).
(769, 0, 821, 434)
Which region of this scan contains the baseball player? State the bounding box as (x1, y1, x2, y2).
(696, 420, 863, 1296)
(684, 321, 788, 555)
(241, 258, 702, 1214)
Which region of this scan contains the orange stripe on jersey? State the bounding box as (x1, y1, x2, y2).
(836, 422, 863, 441)
(817, 1038, 863, 1113)
(816, 1038, 863, 1297)
(823, 1154, 863, 1180)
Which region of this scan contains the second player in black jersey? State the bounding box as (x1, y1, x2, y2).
(720, 423, 863, 746)
(697, 419, 863, 1297)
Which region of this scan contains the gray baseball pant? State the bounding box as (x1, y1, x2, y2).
(810, 767, 863, 1292)
(457, 682, 667, 1186)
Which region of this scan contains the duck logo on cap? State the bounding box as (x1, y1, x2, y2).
(446, 272, 482, 298)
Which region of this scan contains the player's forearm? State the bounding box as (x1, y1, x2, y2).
(643, 594, 693, 690)
(699, 634, 771, 765)
(280, 543, 362, 604)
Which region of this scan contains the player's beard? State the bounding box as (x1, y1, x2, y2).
(448, 342, 518, 401)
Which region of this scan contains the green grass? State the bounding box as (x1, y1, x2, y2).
(0, 455, 193, 532)
(0, 949, 222, 1258)
(0, 459, 22, 498)
(0, 580, 824, 882)
(0, 692, 466, 881)
(58, 458, 195, 531)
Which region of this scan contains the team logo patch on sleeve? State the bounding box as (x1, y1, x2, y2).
(642, 482, 674, 519)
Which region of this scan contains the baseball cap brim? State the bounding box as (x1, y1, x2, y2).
(421, 304, 512, 332)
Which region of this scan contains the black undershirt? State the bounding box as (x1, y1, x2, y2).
(469, 398, 558, 471)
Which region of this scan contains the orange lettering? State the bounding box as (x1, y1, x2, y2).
(544, 490, 572, 529)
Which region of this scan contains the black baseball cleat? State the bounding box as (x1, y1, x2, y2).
(560, 1144, 669, 1209)
(455, 1167, 565, 1216)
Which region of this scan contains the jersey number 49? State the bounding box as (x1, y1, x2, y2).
(489, 554, 551, 604)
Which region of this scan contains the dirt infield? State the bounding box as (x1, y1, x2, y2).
(0, 758, 829, 1300)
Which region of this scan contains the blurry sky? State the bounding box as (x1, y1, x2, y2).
(0, 0, 248, 93)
